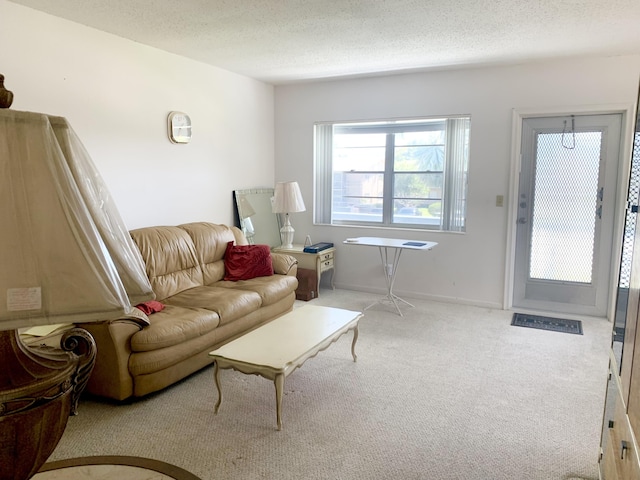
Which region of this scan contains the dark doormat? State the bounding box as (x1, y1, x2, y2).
(511, 313, 583, 335)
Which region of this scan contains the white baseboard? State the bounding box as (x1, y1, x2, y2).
(331, 282, 503, 310)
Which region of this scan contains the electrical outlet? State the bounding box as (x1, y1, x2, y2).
(496, 195, 504, 207)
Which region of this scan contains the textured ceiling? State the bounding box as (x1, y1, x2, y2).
(8, 0, 640, 84)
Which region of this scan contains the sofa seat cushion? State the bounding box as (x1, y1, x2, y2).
(129, 328, 218, 376)
(164, 286, 262, 325)
(213, 274, 298, 306)
(130, 305, 220, 352)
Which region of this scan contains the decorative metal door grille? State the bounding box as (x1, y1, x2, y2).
(529, 132, 602, 283)
(619, 131, 640, 289)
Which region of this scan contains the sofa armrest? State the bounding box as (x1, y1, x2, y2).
(271, 252, 298, 276)
(122, 307, 151, 327)
(79, 316, 147, 401)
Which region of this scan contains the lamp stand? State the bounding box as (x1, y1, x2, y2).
(280, 213, 295, 249)
(0, 328, 96, 480)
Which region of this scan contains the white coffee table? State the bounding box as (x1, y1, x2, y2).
(208, 305, 362, 430)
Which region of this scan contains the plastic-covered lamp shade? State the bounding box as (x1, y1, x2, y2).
(0, 109, 152, 331)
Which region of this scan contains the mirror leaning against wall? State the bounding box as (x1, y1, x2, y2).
(233, 188, 282, 248)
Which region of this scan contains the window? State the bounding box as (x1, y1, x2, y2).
(314, 117, 470, 232)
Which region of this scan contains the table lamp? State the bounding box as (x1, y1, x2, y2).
(0, 103, 153, 479)
(272, 181, 306, 249)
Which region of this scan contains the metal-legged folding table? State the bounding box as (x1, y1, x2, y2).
(343, 237, 437, 316)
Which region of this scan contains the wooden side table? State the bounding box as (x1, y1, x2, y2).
(272, 244, 335, 299)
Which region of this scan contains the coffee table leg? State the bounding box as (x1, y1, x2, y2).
(213, 361, 223, 414)
(351, 324, 359, 362)
(274, 373, 284, 431)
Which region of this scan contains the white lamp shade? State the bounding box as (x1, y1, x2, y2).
(272, 181, 306, 214)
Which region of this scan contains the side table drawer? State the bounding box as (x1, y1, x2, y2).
(320, 257, 334, 273)
(319, 251, 334, 262)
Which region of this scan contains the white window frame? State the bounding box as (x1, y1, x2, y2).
(313, 116, 470, 232)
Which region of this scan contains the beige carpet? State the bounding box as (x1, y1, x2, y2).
(49, 289, 612, 480)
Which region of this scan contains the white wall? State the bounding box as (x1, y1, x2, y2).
(275, 56, 640, 308)
(0, 1, 275, 229)
(3, 2, 639, 309)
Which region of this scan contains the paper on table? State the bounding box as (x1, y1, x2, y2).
(21, 323, 73, 336)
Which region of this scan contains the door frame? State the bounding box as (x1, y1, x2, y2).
(504, 104, 636, 320)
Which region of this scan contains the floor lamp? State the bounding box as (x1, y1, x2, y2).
(0, 97, 152, 478)
(272, 181, 306, 249)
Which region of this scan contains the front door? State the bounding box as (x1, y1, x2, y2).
(513, 113, 622, 317)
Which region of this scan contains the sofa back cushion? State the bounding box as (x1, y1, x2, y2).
(178, 222, 245, 285)
(130, 226, 204, 300)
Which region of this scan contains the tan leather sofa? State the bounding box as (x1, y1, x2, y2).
(80, 222, 298, 401)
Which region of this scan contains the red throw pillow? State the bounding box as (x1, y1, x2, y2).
(224, 241, 274, 281)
